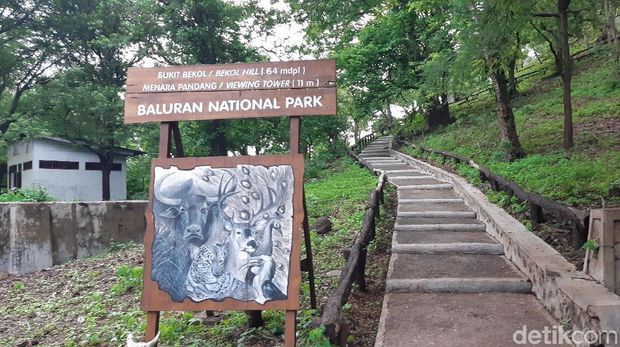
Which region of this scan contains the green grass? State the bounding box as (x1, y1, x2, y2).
(0, 157, 380, 346)
(408, 45, 620, 207)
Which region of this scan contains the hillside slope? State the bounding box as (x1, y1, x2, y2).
(410, 45, 619, 208)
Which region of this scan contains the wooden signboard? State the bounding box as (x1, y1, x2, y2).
(124, 59, 336, 123)
(143, 155, 305, 312)
(125, 59, 336, 346)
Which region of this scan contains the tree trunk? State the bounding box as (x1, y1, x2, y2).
(604, 0, 619, 81)
(385, 101, 393, 131)
(426, 95, 451, 130)
(490, 69, 525, 161)
(209, 120, 228, 156)
(508, 54, 518, 97)
(98, 154, 112, 201)
(558, 0, 574, 149)
(353, 119, 360, 142)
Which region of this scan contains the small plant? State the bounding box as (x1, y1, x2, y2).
(581, 239, 599, 253)
(0, 186, 55, 202)
(13, 281, 25, 291)
(111, 265, 143, 295)
(305, 326, 332, 347)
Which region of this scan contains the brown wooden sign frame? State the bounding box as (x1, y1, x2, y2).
(142, 154, 305, 312)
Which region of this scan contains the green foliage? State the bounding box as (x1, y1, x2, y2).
(407, 49, 620, 207)
(305, 326, 332, 347)
(111, 265, 143, 296)
(581, 239, 600, 252)
(0, 186, 55, 202)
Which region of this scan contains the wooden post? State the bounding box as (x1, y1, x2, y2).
(145, 311, 160, 341)
(291, 116, 317, 310)
(356, 247, 367, 292)
(247, 310, 264, 328)
(530, 203, 544, 229)
(170, 121, 184, 157)
(290, 117, 300, 154)
(284, 310, 297, 346)
(144, 122, 175, 340)
(302, 189, 317, 309)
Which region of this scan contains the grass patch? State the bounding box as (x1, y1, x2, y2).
(409, 45, 620, 207)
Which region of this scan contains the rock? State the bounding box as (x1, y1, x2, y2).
(313, 217, 333, 235)
(0, 272, 9, 281)
(325, 270, 342, 278)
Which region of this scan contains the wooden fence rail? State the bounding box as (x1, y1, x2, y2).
(398, 139, 589, 247)
(350, 133, 376, 154)
(319, 170, 387, 345)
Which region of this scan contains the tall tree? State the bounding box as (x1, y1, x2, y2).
(453, 0, 529, 160)
(152, 0, 280, 156)
(558, 0, 574, 149)
(20, 0, 157, 200)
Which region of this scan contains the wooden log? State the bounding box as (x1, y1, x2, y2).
(319, 174, 385, 342)
(402, 140, 589, 243)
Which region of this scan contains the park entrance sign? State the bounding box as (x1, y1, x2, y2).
(124, 59, 336, 346)
(124, 59, 336, 123)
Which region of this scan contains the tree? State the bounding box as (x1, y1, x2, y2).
(151, 0, 282, 156)
(453, 0, 529, 160)
(17, 0, 156, 200)
(25, 69, 131, 200)
(558, 0, 574, 149)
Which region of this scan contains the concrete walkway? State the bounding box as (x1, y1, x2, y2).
(363, 137, 568, 347)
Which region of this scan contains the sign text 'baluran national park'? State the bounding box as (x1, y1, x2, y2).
(124, 59, 336, 123)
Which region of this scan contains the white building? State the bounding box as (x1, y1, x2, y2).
(6, 137, 142, 201)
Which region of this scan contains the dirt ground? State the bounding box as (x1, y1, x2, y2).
(0, 189, 397, 347)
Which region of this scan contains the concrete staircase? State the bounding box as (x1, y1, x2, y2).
(362, 137, 569, 347)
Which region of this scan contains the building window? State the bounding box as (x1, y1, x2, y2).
(85, 162, 122, 171)
(39, 160, 79, 170)
(8, 164, 22, 189)
(23, 161, 32, 171)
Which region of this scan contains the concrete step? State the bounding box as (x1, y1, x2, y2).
(364, 159, 402, 164)
(392, 243, 504, 255)
(375, 293, 569, 347)
(397, 211, 476, 218)
(384, 170, 428, 176)
(388, 177, 445, 186)
(398, 183, 453, 190)
(398, 189, 459, 199)
(386, 278, 531, 293)
(398, 202, 471, 212)
(394, 230, 497, 244)
(395, 223, 486, 232)
(361, 156, 398, 161)
(396, 217, 483, 225)
(399, 198, 464, 204)
(360, 149, 391, 154)
(390, 254, 525, 280)
(359, 152, 391, 157)
(370, 164, 412, 171)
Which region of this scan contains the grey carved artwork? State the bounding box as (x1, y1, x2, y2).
(151, 164, 293, 304)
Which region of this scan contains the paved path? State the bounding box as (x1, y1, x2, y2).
(364, 137, 568, 347)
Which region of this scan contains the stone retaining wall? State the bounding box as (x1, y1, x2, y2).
(0, 201, 147, 274)
(391, 150, 620, 347)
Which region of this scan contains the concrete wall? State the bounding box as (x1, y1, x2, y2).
(8, 139, 127, 201)
(0, 201, 147, 274)
(586, 208, 620, 296)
